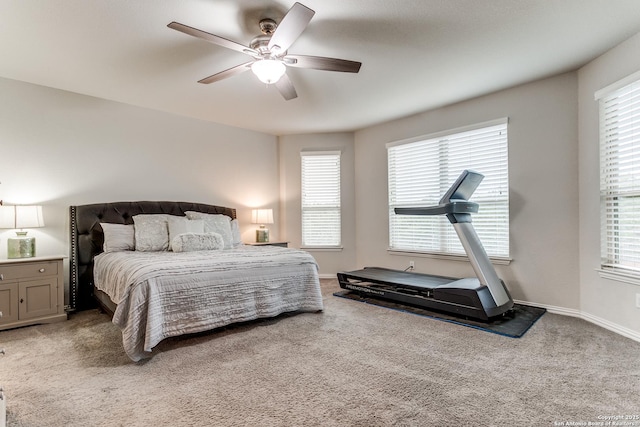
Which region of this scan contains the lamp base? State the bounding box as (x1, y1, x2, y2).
(256, 228, 270, 243)
(8, 232, 36, 258)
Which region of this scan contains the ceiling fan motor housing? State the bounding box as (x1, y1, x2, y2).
(259, 18, 277, 35)
(250, 35, 277, 56)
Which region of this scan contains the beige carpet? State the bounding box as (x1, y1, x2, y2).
(1, 279, 639, 426)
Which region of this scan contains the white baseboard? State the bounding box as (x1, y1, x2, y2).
(579, 311, 640, 343)
(514, 299, 640, 343)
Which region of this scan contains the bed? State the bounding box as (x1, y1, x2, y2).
(69, 201, 323, 361)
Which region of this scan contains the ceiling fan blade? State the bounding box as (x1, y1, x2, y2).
(198, 62, 253, 84)
(284, 54, 361, 73)
(268, 3, 315, 54)
(168, 22, 258, 56)
(275, 74, 298, 100)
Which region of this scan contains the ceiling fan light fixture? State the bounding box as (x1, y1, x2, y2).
(251, 59, 286, 84)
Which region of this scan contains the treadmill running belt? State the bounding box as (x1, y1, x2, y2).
(333, 290, 546, 338)
(339, 267, 455, 290)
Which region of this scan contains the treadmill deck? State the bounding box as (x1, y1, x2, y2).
(338, 267, 455, 291)
(336, 267, 509, 321)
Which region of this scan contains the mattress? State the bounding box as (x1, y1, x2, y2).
(94, 245, 323, 361)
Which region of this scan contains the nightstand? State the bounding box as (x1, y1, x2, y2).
(0, 256, 67, 331)
(247, 241, 289, 248)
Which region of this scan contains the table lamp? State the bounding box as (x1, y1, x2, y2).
(251, 209, 274, 243)
(0, 205, 45, 258)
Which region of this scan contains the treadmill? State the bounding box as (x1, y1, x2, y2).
(337, 170, 514, 321)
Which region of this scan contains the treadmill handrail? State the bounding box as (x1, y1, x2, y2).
(395, 201, 478, 216)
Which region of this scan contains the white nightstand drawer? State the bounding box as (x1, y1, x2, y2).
(0, 261, 59, 281)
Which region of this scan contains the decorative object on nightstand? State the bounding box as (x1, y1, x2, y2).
(251, 208, 274, 243)
(0, 205, 45, 259)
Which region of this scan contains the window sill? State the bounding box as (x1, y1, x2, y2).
(387, 249, 512, 265)
(597, 268, 640, 287)
(301, 246, 343, 252)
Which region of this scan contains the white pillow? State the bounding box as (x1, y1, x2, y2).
(168, 217, 204, 251)
(101, 223, 134, 252)
(132, 214, 175, 252)
(185, 212, 233, 249)
(171, 232, 224, 252)
(230, 219, 242, 247)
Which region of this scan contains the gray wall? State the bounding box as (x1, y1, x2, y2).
(0, 77, 280, 263)
(353, 72, 580, 309)
(578, 32, 640, 337)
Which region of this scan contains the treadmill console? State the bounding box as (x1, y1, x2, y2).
(439, 170, 484, 204)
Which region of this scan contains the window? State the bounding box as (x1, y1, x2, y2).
(387, 119, 509, 258)
(301, 151, 341, 247)
(597, 71, 640, 276)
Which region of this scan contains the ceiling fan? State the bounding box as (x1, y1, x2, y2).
(168, 2, 362, 100)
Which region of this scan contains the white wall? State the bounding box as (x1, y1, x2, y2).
(353, 72, 580, 309)
(279, 132, 356, 277)
(578, 32, 640, 337)
(0, 77, 279, 297)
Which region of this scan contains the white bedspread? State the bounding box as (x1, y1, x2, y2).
(94, 246, 323, 361)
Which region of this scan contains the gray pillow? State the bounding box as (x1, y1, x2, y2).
(230, 219, 242, 247)
(171, 232, 224, 252)
(132, 214, 175, 252)
(184, 212, 233, 249)
(168, 217, 205, 251)
(101, 223, 135, 252)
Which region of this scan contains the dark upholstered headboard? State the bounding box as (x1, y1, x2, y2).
(69, 201, 236, 311)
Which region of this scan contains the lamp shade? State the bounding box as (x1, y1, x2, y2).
(0, 205, 45, 229)
(0, 205, 16, 229)
(251, 209, 274, 225)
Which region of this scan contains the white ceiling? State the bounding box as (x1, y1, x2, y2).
(1, 1, 640, 135)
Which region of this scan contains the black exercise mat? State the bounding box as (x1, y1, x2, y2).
(333, 290, 546, 338)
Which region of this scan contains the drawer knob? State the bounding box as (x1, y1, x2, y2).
(20, 298, 24, 304)
(0, 273, 3, 280)
(39, 268, 46, 273)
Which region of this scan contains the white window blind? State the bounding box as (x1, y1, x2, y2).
(301, 151, 341, 247)
(387, 119, 509, 257)
(598, 73, 640, 274)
